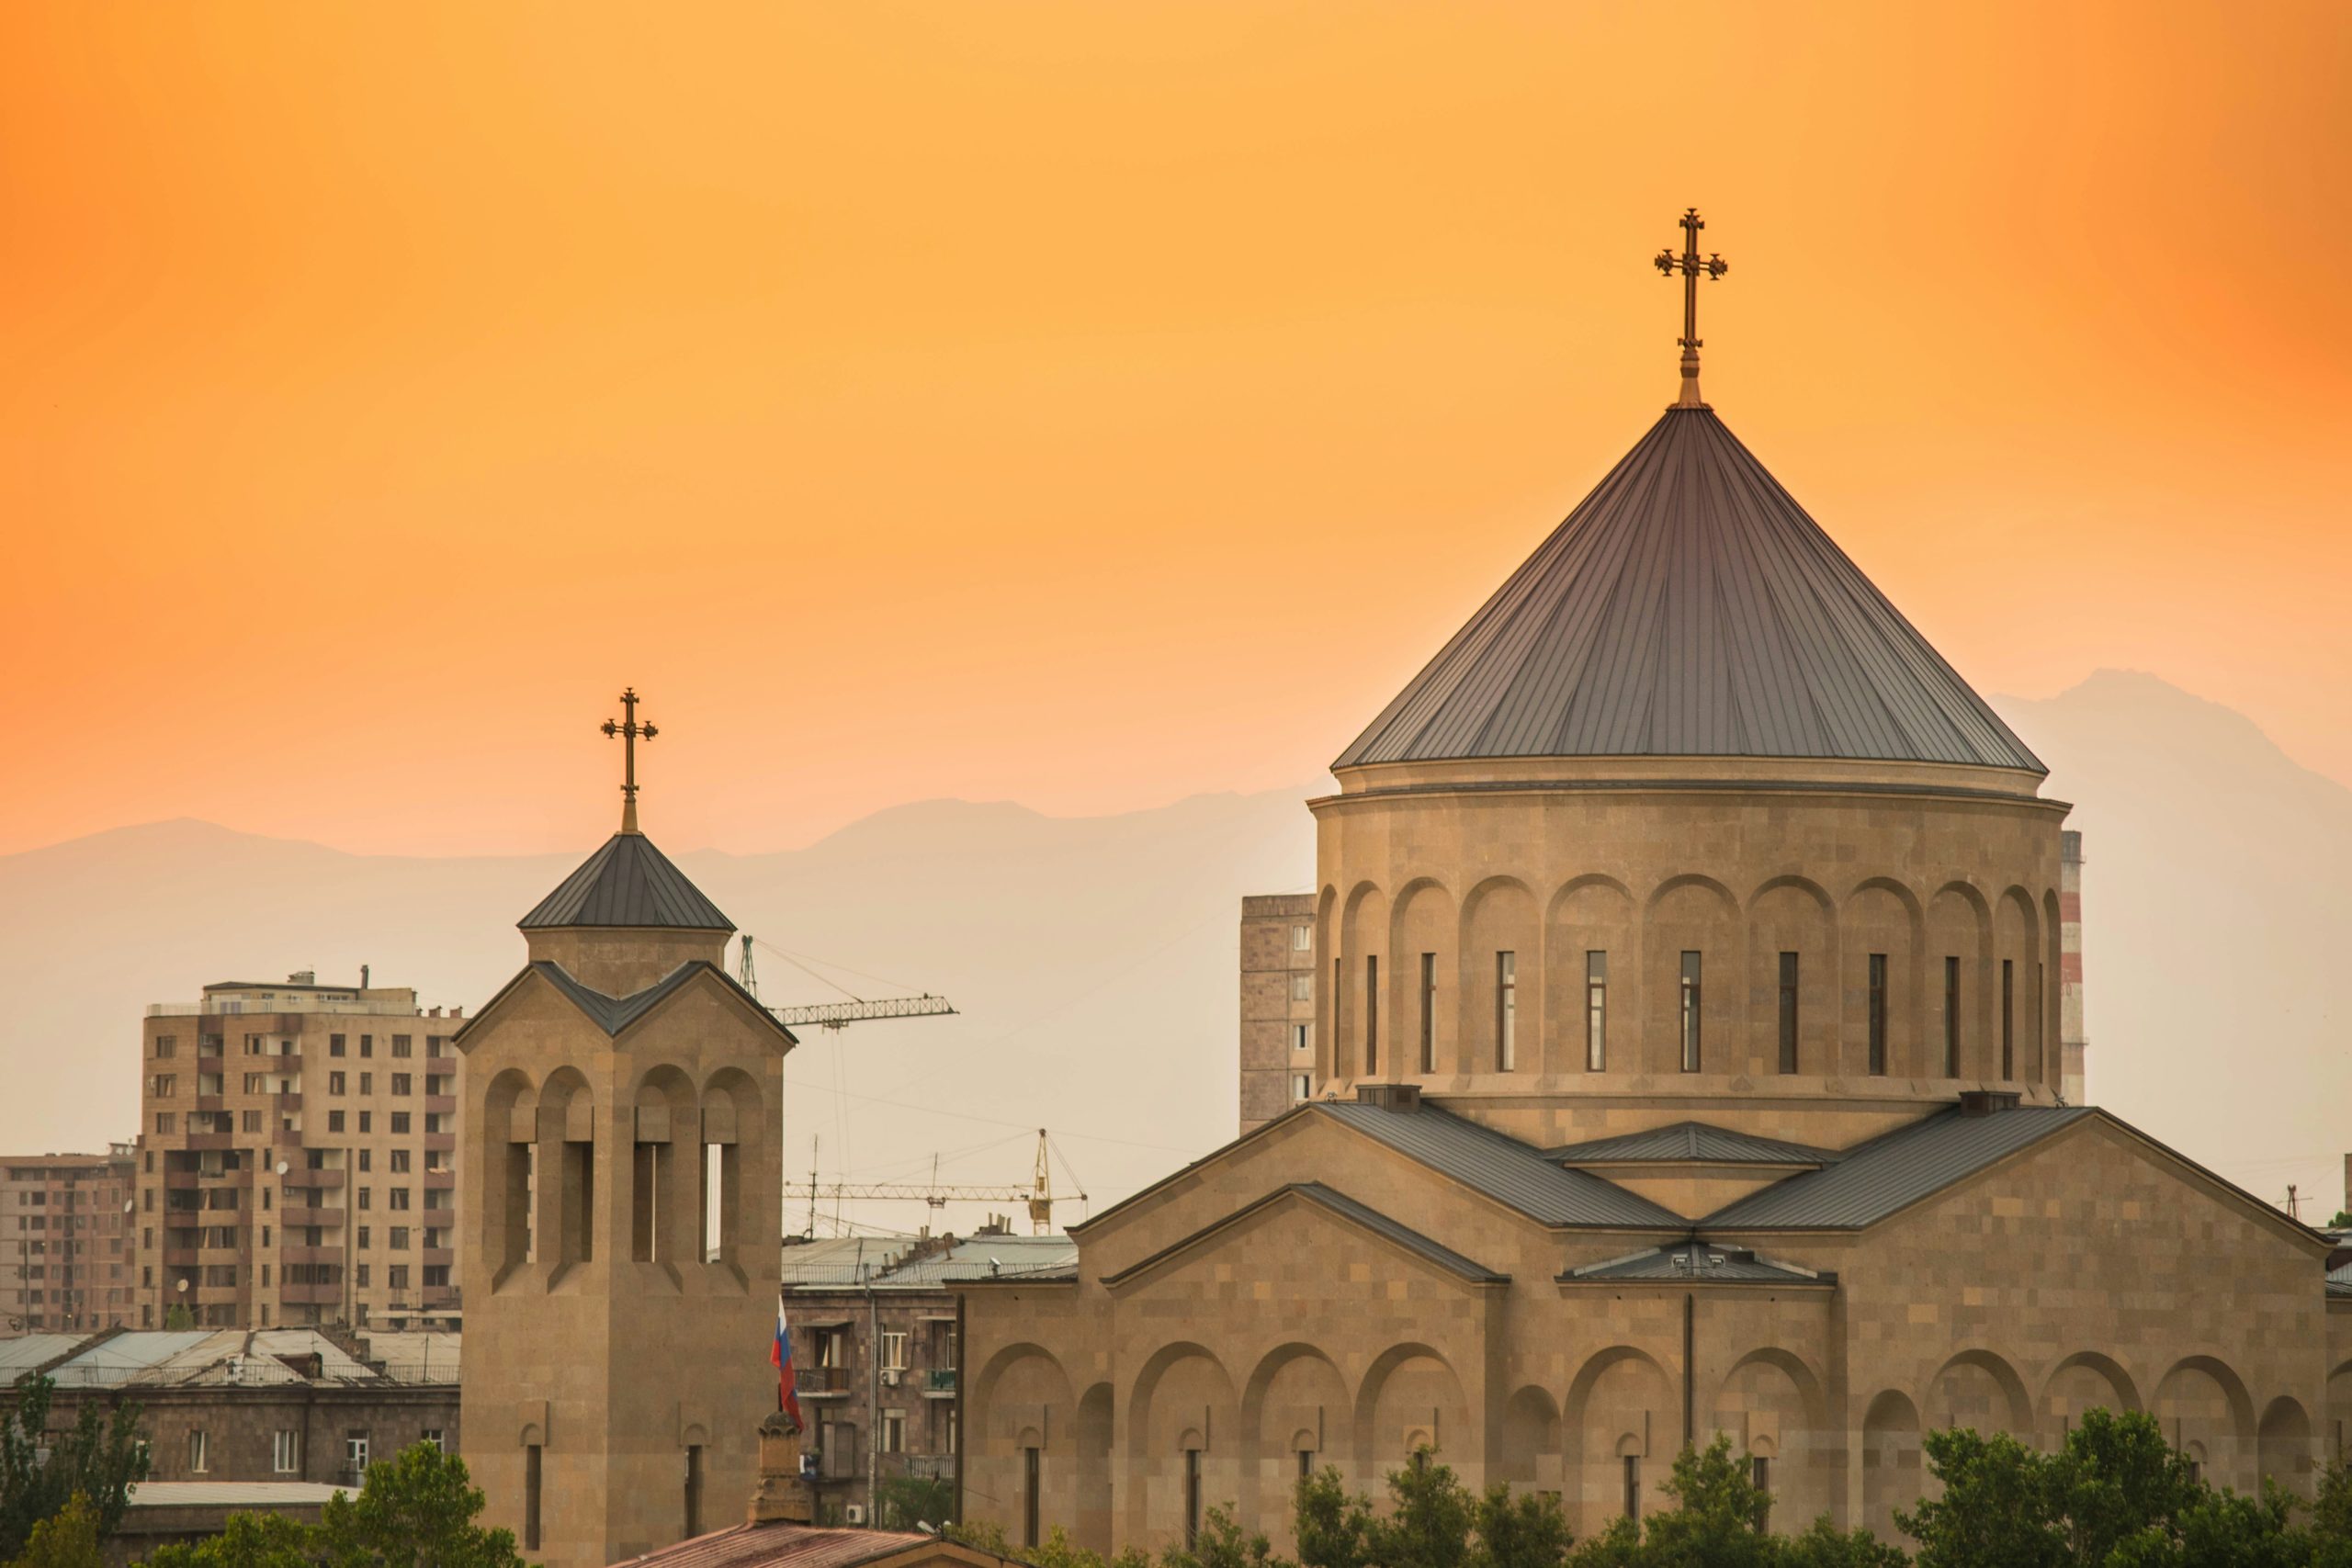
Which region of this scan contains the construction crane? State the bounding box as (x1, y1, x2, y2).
(786, 1130, 1083, 1235)
(737, 934, 957, 1031)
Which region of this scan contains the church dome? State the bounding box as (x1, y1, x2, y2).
(1335, 405, 2041, 776)
(520, 831, 731, 932)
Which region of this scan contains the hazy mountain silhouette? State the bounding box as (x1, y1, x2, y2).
(2, 670, 2342, 1225)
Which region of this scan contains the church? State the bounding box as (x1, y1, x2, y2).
(953, 214, 2352, 1551)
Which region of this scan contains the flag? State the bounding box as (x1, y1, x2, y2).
(771, 1293, 804, 1434)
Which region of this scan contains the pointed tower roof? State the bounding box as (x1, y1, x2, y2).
(519, 830, 733, 931)
(1335, 406, 2041, 773)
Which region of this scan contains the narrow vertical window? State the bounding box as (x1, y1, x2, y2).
(2000, 959, 2015, 1079)
(1298, 1450, 1314, 1480)
(1023, 1446, 1041, 1548)
(1585, 952, 1608, 1071)
(1332, 958, 1341, 1072)
(1495, 952, 1517, 1071)
(1943, 956, 1962, 1077)
(684, 1444, 703, 1540)
(2036, 962, 2046, 1082)
(1751, 1456, 1770, 1530)
(1363, 955, 1378, 1073)
(1679, 953, 1702, 1072)
(1419, 953, 1436, 1074)
(1867, 954, 1889, 1076)
(1184, 1448, 1203, 1550)
(1623, 1454, 1640, 1519)
(525, 1445, 543, 1551)
(1777, 952, 1799, 1074)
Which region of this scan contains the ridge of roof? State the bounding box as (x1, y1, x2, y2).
(1700, 1104, 2094, 1230)
(519, 832, 733, 931)
(1311, 1100, 1687, 1231)
(498, 960, 797, 1048)
(1545, 1120, 1839, 1166)
(1335, 407, 2043, 774)
(1100, 1181, 1508, 1289)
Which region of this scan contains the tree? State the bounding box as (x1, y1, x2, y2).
(0, 1375, 149, 1562)
(1632, 1438, 1777, 1568)
(1368, 1456, 1475, 1568)
(1896, 1427, 2066, 1568)
(7, 1493, 103, 1568)
(313, 1443, 524, 1568)
(140, 1509, 317, 1568)
(1293, 1467, 1374, 1568)
(1468, 1483, 1573, 1568)
(874, 1473, 956, 1532)
(1776, 1517, 1911, 1568)
(162, 1305, 196, 1332)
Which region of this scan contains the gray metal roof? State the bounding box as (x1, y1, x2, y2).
(1312, 1100, 1684, 1230)
(1335, 407, 2043, 773)
(1564, 1241, 1830, 1285)
(1101, 1182, 1506, 1288)
(1702, 1105, 2093, 1230)
(516, 960, 795, 1048)
(0, 1334, 85, 1378)
(1547, 1121, 1837, 1166)
(519, 832, 732, 931)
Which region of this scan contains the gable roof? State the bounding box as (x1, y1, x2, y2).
(519, 832, 732, 931)
(1101, 1182, 1508, 1289)
(1563, 1241, 1832, 1286)
(1311, 1100, 1686, 1230)
(1546, 1120, 1838, 1167)
(1701, 1105, 2093, 1229)
(457, 960, 797, 1050)
(1334, 407, 2042, 773)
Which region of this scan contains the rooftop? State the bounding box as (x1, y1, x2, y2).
(520, 831, 732, 931)
(783, 1235, 1077, 1290)
(611, 1520, 991, 1568)
(40, 1328, 456, 1389)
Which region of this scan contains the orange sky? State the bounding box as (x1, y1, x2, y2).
(4, 2, 2348, 858)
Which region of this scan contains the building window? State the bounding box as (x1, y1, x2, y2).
(881, 1411, 905, 1453)
(684, 1443, 703, 1540)
(1751, 1457, 1770, 1529)
(155, 1036, 177, 1059)
(329, 1073, 346, 1095)
(1623, 1454, 1640, 1519)
(274, 1431, 300, 1474)
(1023, 1446, 1043, 1549)
(1363, 955, 1378, 1073)
(329, 1034, 346, 1057)
(390, 1150, 410, 1174)
(188, 1431, 209, 1474)
(1494, 952, 1518, 1071)
(1291, 974, 1312, 1003)
(422, 1429, 445, 1453)
(391, 1074, 412, 1097)
(358, 1113, 371, 1134)
(1419, 953, 1437, 1074)
(1291, 1023, 1308, 1053)
(151, 1075, 176, 1098)
(1777, 953, 1800, 1074)
(358, 1150, 371, 1173)
(1291, 1073, 1311, 1103)
(1679, 953, 1703, 1072)
(525, 1445, 542, 1551)
(359, 1036, 373, 1058)
(390, 1113, 411, 1135)
(1299, 1450, 1314, 1479)
(1944, 956, 1962, 1077)
(2000, 959, 2015, 1079)
(1868, 953, 1889, 1075)
(329, 1111, 345, 1134)
(1291, 924, 1312, 952)
(1585, 953, 1607, 1071)
(241, 1111, 261, 1134)
(359, 1073, 372, 1096)
(1183, 1448, 1203, 1551)
(345, 1435, 369, 1477)
(387, 1266, 409, 1291)
(390, 1227, 410, 1251)
(391, 1035, 413, 1058)
(390, 1187, 410, 1212)
(880, 1332, 907, 1371)
(154, 1113, 175, 1134)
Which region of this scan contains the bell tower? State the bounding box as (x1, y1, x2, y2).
(457, 692, 796, 1568)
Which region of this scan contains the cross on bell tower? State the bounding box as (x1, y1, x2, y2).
(602, 686, 658, 833)
(1655, 207, 1729, 409)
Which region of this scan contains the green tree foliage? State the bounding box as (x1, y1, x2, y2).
(875, 1474, 956, 1533)
(0, 1375, 150, 1562)
(141, 1510, 317, 1568)
(6, 1493, 104, 1568)
(162, 1306, 197, 1332)
(137, 1443, 523, 1568)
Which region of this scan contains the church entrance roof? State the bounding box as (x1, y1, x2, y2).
(1334, 405, 2043, 774)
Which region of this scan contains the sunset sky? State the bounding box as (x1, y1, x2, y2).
(4, 3, 2348, 858)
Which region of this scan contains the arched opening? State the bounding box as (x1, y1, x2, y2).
(1645, 877, 1740, 1076)
(477, 1069, 536, 1283)
(2155, 1357, 2255, 1492)
(629, 1065, 698, 1269)
(1992, 889, 2038, 1085)
(1075, 1382, 1114, 1554)
(1747, 879, 1835, 1078)
(1842, 879, 1922, 1078)
(1340, 885, 1389, 1081)
(975, 1345, 1076, 1550)
(1566, 1347, 1673, 1534)
(1390, 880, 1456, 1078)
(1460, 879, 1538, 1077)
(1928, 1349, 2030, 1438)
(1497, 1385, 1562, 1492)
(1860, 1390, 1920, 1543)
(1548, 876, 1636, 1076)
(700, 1067, 764, 1275)
(2259, 1396, 2313, 1497)
(1710, 1349, 1827, 1530)
(1241, 1345, 1350, 1541)
(1925, 885, 1989, 1079)
(1355, 1345, 1470, 1484)
(2039, 1353, 2140, 1446)
(538, 1067, 595, 1273)
(1129, 1344, 1238, 1551)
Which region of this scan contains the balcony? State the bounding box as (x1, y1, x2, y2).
(163, 1247, 198, 1268)
(422, 1284, 459, 1306)
(282, 1281, 341, 1305)
(424, 1134, 455, 1152)
(194, 1096, 225, 1114)
(422, 1170, 456, 1189)
(279, 1206, 345, 1229)
(272, 1092, 304, 1111)
(196, 1055, 224, 1075)
(923, 1369, 957, 1395)
(422, 1247, 455, 1268)
(796, 1367, 852, 1398)
(290, 1168, 346, 1190)
(273, 1126, 307, 1148)
(425, 1096, 457, 1115)
(282, 1246, 345, 1267)
(164, 1170, 198, 1190)
(182, 1134, 232, 1152)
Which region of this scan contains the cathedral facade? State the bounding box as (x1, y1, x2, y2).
(956, 282, 2352, 1550)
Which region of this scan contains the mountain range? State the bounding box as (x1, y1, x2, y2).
(0, 670, 2341, 1227)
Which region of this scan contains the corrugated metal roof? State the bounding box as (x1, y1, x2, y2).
(523, 961, 794, 1049)
(1702, 1106, 2093, 1230)
(882, 1237, 1078, 1286)
(1312, 1101, 1684, 1230)
(128, 1482, 350, 1508)
(1102, 1183, 1505, 1288)
(1546, 1121, 1837, 1166)
(520, 832, 733, 931)
(1335, 407, 2043, 773)
(1564, 1241, 1829, 1285)
(0, 1334, 85, 1377)
(50, 1329, 386, 1389)
(356, 1330, 461, 1383)
(610, 1520, 966, 1568)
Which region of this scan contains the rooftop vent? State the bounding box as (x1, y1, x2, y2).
(1958, 1089, 2023, 1117)
(1356, 1083, 1422, 1113)
(288, 970, 315, 986)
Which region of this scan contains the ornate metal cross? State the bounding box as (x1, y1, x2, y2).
(602, 686, 658, 833)
(1654, 208, 1729, 407)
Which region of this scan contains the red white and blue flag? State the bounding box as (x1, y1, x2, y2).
(771, 1293, 804, 1434)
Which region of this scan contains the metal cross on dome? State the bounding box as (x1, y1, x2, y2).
(1654, 208, 1729, 408)
(602, 686, 658, 833)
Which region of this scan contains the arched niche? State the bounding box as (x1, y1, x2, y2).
(1566, 1347, 1674, 1529)
(1924, 884, 1991, 1079)
(1842, 878, 1923, 1079)
(628, 1065, 699, 1269)
(1547, 875, 1636, 1076)
(699, 1066, 766, 1277)
(1644, 876, 1740, 1076)
(1860, 1390, 1920, 1543)
(1459, 878, 1538, 1077)
(1241, 1345, 1350, 1540)
(1710, 1348, 1827, 1529)
(1340, 884, 1389, 1079)
(2154, 1357, 2255, 1491)
(2259, 1396, 2314, 1497)
(1129, 1343, 1239, 1550)
(1990, 888, 2039, 1084)
(538, 1066, 596, 1274)
(1928, 1348, 2030, 1438)
(2040, 1352, 2140, 1445)
(1355, 1344, 1468, 1483)
(977, 1344, 1076, 1550)
(2041, 887, 2065, 1088)
(2327, 1360, 2352, 1467)
(1388, 880, 1456, 1077)
(1497, 1385, 1562, 1490)
(477, 1068, 537, 1283)
(1075, 1382, 1114, 1555)
(1746, 878, 1836, 1078)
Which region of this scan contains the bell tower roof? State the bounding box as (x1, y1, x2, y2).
(1334, 404, 2043, 775)
(519, 830, 732, 932)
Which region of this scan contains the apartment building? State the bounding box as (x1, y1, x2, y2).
(1, 1146, 137, 1333)
(1238, 894, 1318, 1135)
(132, 972, 463, 1331)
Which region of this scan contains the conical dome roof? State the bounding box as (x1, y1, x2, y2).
(1336, 406, 2041, 773)
(519, 831, 732, 931)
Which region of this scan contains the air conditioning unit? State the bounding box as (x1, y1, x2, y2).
(844, 1504, 866, 1527)
(880, 1369, 901, 1387)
